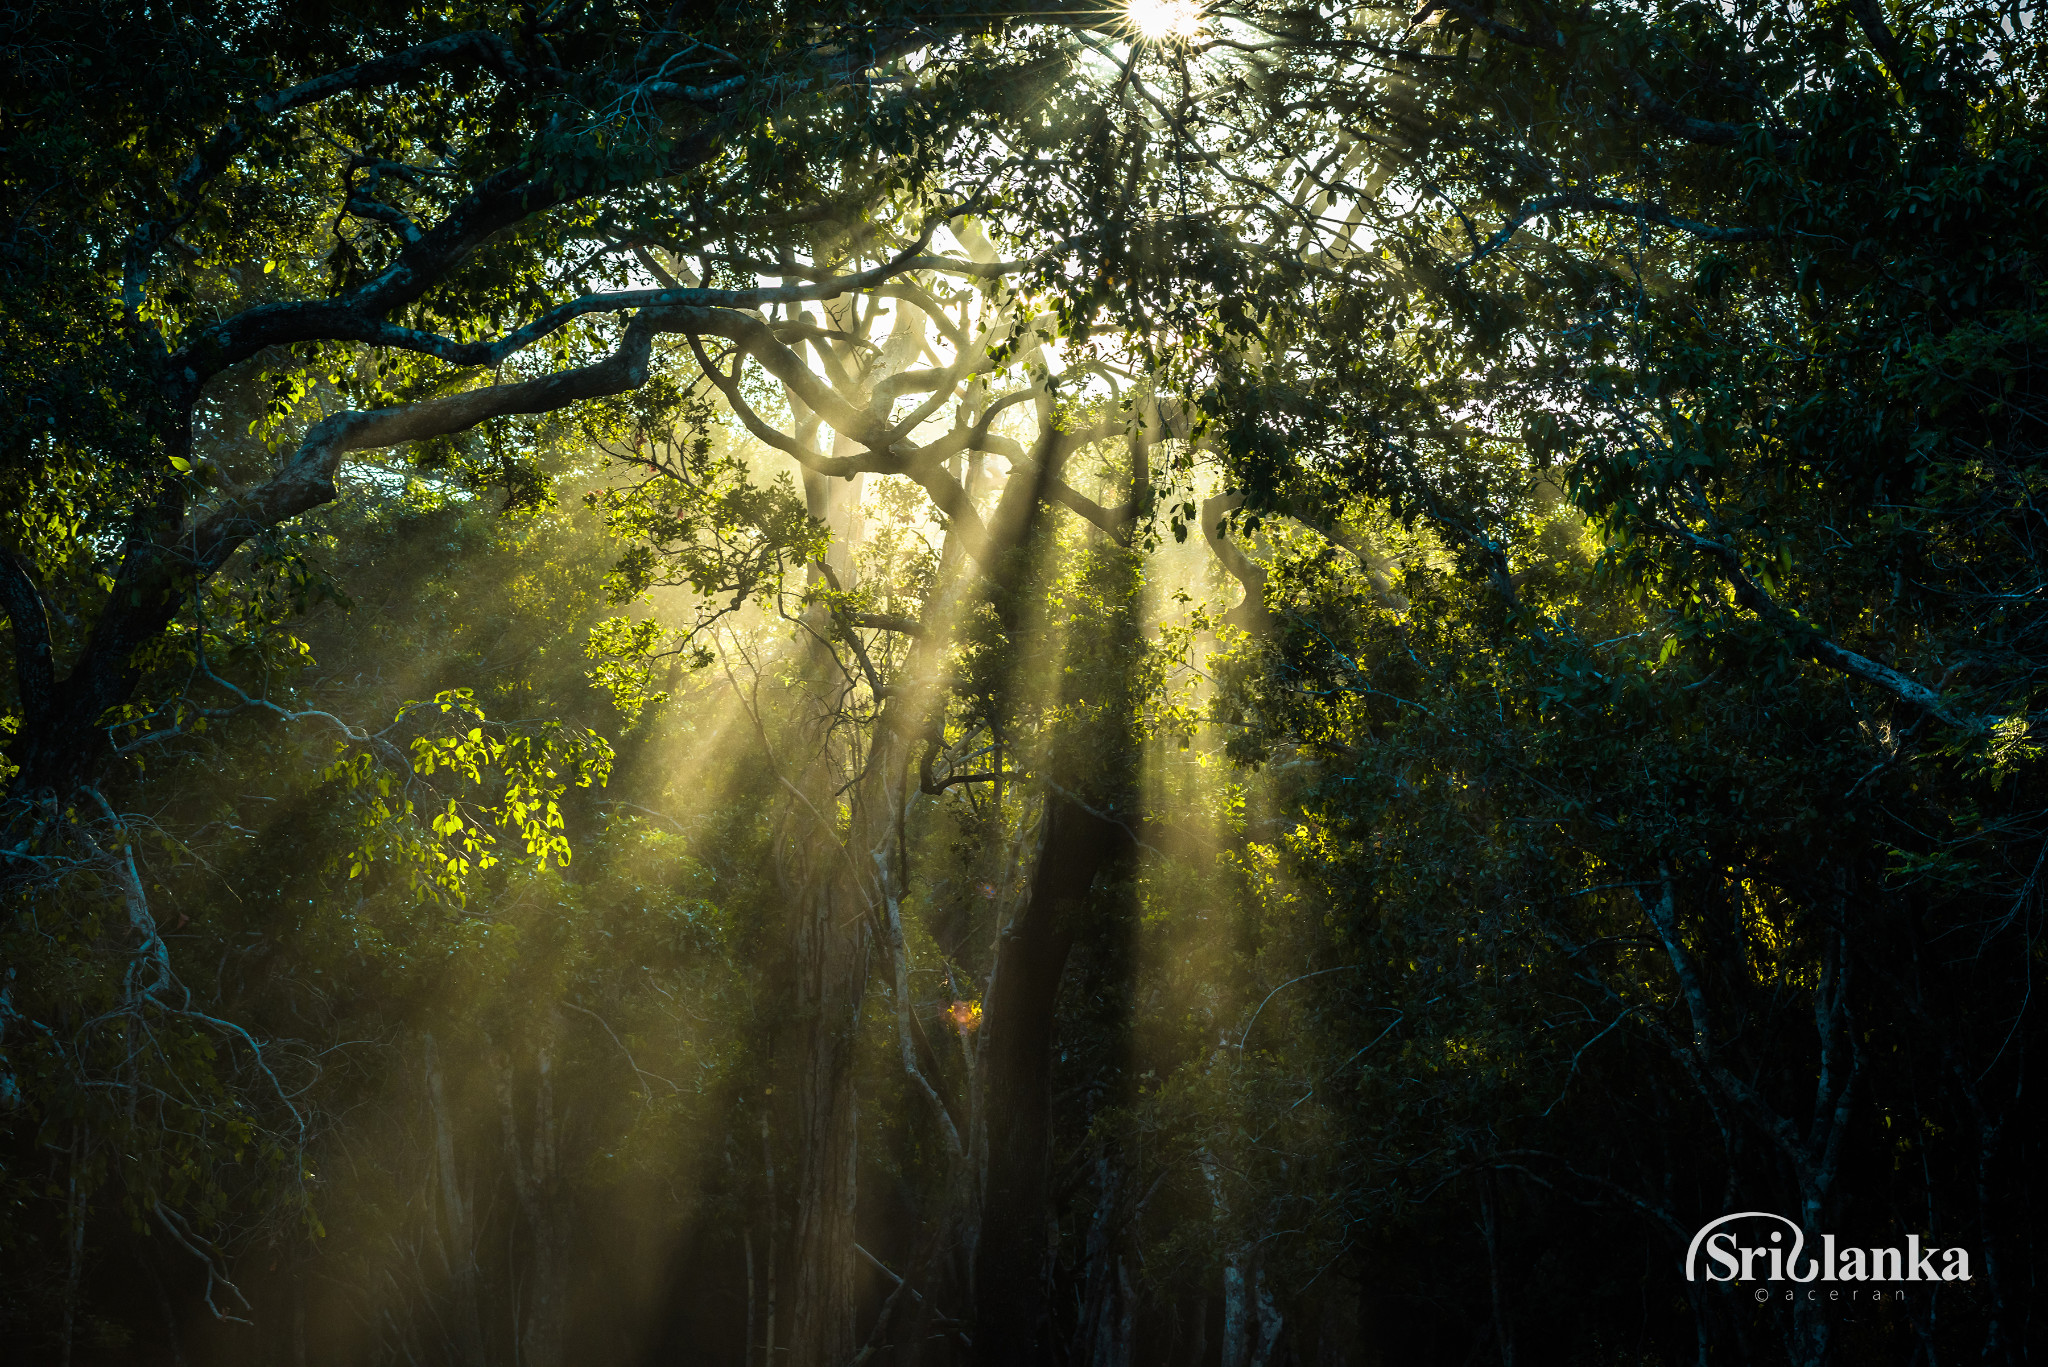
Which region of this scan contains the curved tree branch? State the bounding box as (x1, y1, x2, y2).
(1203, 492, 1273, 634)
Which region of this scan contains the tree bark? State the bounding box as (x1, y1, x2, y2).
(1074, 1151, 1121, 1366)
(1481, 1170, 1513, 1367)
(781, 849, 871, 1367)
(1220, 1259, 1250, 1367)
(776, 284, 916, 1367)
(1248, 1269, 1282, 1367)
(971, 795, 1133, 1367)
(763, 1113, 780, 1367)
(496, 1019, 567, 1367)
(423, 1032, 487, 1367)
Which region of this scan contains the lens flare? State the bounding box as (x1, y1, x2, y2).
(1126, 0, 1206, 41)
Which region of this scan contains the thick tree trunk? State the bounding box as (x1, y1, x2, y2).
(1220, 1260, 1250, 1367)
(777, 429, 870, 1367)
(3, 430, 197, 799)
(971, 795, 1132, 1367)
(423, 1033, 487, 1367)
(1074, 1152, 1120, 1366)
(782, 857, 871, 1367)
(1248, 1269, 1282, 1367)
(1073, 1151, 1140, 1367)
(776, 286, 938, 1367)
(496, 1020, 568, 1367)
(1115, 1255, 1137, 1367)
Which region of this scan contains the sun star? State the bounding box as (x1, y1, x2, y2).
(1127, 0, 1206, 42)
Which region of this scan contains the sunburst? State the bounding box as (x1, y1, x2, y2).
(1125, 0, 1206, 42)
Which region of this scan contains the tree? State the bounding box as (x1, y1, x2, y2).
(0, 0, 1040, 799)
(5, 3, 2042, 1364)
(0, 8, 1110, 1361)
(1116, 0, 2046, 1361)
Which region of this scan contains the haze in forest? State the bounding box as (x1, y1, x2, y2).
(1, 3, 2042, 1366)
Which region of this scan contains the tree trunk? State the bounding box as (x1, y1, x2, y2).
(423, 1032, 488, 1367)
(777, 403, 874, 1367)
(1248, 1268, 1282, 1367)
(971, 795, 1132, 1367)
(4, 422, 196, 800)
(763, 1112, 780, 1367)
(1114, 1255, 1137, 1367)
(496, 1020, 567, 1367)
(776, 285, 950, 1367)
(1074, 1151, 1120, 1367)
(1220, 1260, 1250, 1367)
(782, 853, 871, 1367)
(1481, 1170, 1513, 1367)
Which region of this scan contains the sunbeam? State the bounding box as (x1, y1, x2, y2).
(9, 6, 2039, 1366)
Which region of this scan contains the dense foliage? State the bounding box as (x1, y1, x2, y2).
(1, 2, 2041, 1366)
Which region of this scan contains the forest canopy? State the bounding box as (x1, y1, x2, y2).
(1, 1, 2042, 1365)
